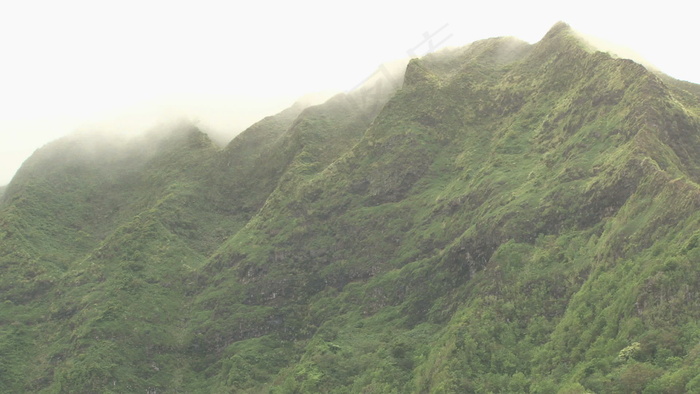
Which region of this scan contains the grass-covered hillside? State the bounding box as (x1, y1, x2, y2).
(2, 22, 700, 392)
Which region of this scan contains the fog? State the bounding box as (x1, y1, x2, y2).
(1, 0, 697, 185)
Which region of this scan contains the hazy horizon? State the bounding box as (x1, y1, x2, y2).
(1, 0, 697, 185)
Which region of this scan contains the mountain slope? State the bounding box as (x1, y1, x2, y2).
(192, 22, 700, 392)
(0, 64, 401, 392)
(2, 22, 700, 392)
(0, 124, 236, 391)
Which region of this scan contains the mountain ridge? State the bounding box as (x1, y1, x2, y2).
(2, 22, 700, 392)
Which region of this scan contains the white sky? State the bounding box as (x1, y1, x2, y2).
(1, 0, 698, 185)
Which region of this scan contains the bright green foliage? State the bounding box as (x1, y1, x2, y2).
(2, 22, 700, 392)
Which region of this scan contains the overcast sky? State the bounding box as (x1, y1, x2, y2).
(1, 0, 698, 185)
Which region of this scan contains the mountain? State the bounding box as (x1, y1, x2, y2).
(2, 22, 700, 392)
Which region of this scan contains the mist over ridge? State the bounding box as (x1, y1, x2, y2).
(3, 13, 698, 187)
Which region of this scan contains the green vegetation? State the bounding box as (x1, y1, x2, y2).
(2, 22, 700, 392)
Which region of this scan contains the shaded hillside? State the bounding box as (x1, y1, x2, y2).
(0, 124, 237, 391)
(0, 60, 401, 392)
(2, 22, 700, 393)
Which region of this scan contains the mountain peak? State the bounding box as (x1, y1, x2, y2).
(543, 21, 573, 39)
(536, 21, 582, 49)
(522, 21, 588, 66)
